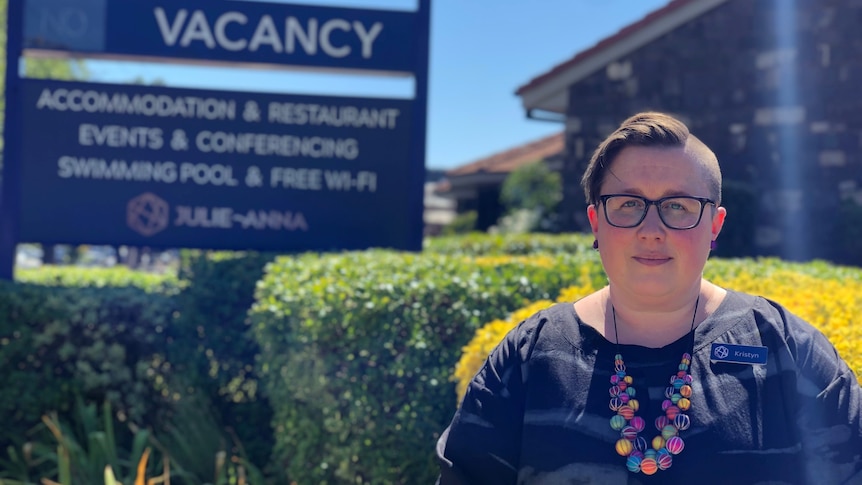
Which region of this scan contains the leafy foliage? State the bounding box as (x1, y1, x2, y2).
(499, 162, 562, 214)
(440, 211, 477, 236)
(250, 249, 597, 483)
(0, 399, 165, 485)
(425, 232, 593, 255)
(0, 279, 177, 454)
(498, 161, 562, 232)
(2, 256, 277, 480)
(15, 266, 183, 294)
(0, 396, 263, 485)
(170, 251, 276, 471)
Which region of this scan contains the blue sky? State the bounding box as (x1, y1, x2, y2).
(85, 0, 670, 170)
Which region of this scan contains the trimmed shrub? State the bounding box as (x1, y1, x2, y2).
(15, 265, 183, 294)
(425, 232, 593, 255)
(0, 279, 177, 453)
(170, 250, 277, 470)
(250, 249, 601, 484)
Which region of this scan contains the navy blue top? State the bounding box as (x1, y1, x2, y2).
(437, 290, 862, 484)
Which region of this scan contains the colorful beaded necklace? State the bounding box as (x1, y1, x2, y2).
(608, 297, 698, 475)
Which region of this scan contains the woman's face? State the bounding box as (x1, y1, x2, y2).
(587, 144, 726, 304)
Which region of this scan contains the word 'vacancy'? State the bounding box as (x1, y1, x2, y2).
(154, 8, 383, 58)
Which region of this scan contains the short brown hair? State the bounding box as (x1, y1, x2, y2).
(580, 112, 722, 205)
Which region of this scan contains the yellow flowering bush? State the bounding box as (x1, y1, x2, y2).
(454, 259, 862, 403)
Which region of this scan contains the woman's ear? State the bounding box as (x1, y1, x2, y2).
(587, 204, 600, 237)
(711, 206, 727, 240)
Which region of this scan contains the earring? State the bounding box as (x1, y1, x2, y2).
(593, 240, 599, 250)
(710, 240, 717, 251)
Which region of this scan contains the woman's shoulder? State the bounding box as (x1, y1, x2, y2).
(504, 300, 597, 362)
(707, 288, 843, 366)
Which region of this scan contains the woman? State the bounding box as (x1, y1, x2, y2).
(436, 112, 862, 484)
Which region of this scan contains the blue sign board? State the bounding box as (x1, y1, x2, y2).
(1, 0, 429, 277)
(23, 0, 419, 74)
(18, 78, 418, 251)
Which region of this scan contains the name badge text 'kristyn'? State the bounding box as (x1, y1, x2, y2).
(710, 343, 768, 365)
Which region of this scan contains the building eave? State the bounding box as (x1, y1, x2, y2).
(516, 0, 730, 114)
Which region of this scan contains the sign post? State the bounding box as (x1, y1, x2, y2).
(0, 0, 431, 279)
(0, 0, 25, 280)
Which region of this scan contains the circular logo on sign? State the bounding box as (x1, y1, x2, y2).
(127, 192, 170, 237)
(713, 345, 729, 359)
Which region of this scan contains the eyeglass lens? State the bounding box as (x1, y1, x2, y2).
(604, 196, 706, 229)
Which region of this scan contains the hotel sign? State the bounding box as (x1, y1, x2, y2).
(1, 0, 430, 277)
(23, 0, 419, 73)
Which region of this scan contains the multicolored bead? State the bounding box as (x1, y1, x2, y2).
(640, 458, 658, 475)
(657, 451, 673, 470)
(616, 438, 633, 456)
(618, 405, 634, 420)
(666, 436, 685, 455)
(607, 350, 694, 475)
(661, 424, 678, 440)
(673, 414, 691, 431)
(610, 415, 627, 430)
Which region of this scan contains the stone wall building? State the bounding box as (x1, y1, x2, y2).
(516, 0, 862, 265)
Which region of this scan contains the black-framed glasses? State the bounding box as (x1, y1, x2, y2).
(598, 194, 716, 230)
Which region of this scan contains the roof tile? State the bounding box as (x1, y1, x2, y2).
(446, 132, 564, 176)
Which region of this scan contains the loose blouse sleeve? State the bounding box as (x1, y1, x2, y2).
(436, 315, 538, 485)
(781, 305, 862, 484)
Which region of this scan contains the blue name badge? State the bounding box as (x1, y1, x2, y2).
(710, 343, 768, 365)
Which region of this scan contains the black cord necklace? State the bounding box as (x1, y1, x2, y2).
(608, 295, 699, 475)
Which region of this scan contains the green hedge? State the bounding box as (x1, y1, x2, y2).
(424, 232, 593, 255)
(0, 278, 177, 452)
(250, 248, 601, 484)
(15, 265, 183, 294)
(2, 257, 286, 481)
(171, 250, 277, 470)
